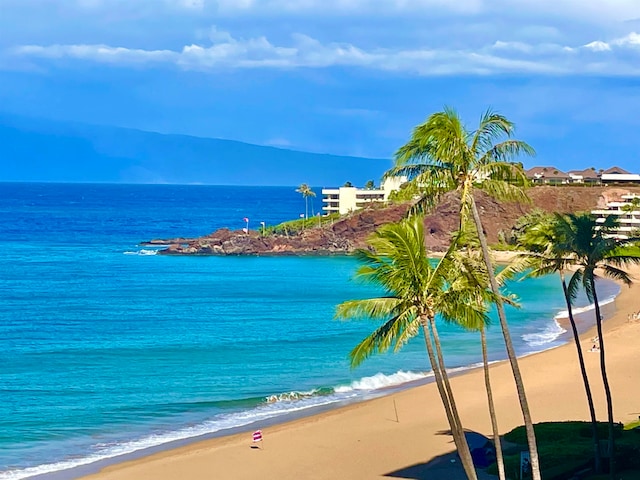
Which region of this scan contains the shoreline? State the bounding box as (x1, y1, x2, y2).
(63, 268, 640, 480)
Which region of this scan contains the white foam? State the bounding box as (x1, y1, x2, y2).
(554, 295, 617, 320)
(265, 389, 319, 403)
(123, 249, 158, 256)
(334, 370, 427, 393)
(522, 320, 567, 347)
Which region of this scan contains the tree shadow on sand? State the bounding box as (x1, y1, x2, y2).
(384, 430, 498, 480)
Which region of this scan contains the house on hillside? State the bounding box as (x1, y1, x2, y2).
(600, 166, 640, 185)
(568, 168, 601, 184)
(525, 166, 571, 185)
(322, 177, 407, 215)
(602, 166, 630, 175)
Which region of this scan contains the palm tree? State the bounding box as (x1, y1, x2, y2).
(446, 243, 517, 480)
(386, 107, 542, 479)
(516, 213, 602, 473)
(296, 183, 316, 220)
(336, 217, 486, 480)
(548, 213, 640, 479)
(621, 196, 640, 213)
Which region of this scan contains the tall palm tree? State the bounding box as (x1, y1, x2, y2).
(446, 243, 518, 480)
(296, 183, 316, 220)
(385, 107, 542, 479)
(516, 213, 602, 473)
(336, 217, 486, 480)
(549, 213, 640, 479)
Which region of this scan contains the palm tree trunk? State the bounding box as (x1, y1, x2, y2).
(469, 198, 541, 480)
(421, 318, 478, 480)
(428, 317, 477, 478)
(560, 271, 601, 473)
(481, 327, 506, 480)
(591, 285, 615, 479)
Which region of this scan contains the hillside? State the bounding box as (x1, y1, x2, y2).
(148, 185, 640, 255)
(0, 114, 390, 185)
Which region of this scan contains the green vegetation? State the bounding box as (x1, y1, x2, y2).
(264, 211, 341, 236)
(386, 181, 420, 203)
(624, 420, 640, 431)
(486, 421, 640, 480)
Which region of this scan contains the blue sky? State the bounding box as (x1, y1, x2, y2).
(2, 0, 640, 172)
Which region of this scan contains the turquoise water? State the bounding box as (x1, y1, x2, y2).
(0, 183, 619, 479)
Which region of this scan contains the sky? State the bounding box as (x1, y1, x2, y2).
(1, 0, 640, 172)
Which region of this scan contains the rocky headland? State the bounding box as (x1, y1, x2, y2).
(143, 186, 640, 255)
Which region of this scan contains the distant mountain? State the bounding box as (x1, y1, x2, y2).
(0, 114, 391, 186)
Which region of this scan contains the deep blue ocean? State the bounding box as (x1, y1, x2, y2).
(0, 183, 620, 479)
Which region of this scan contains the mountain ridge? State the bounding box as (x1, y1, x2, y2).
(0, 113, 391, 186)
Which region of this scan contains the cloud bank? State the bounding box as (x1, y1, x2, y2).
(9, 29, 640, 76)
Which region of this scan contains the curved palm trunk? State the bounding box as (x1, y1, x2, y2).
(481, 327, 506, 480)
(560, 272, 601, 473)
(421, 318, 478, 480)
(428, 317, 477, 478)
(591, 285, 615, 479)
(469, 198, 541, 480)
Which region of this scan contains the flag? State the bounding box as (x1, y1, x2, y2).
(243, 217, 249, 222)
(252, 430, 263, 442)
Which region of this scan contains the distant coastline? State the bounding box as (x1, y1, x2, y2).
(143, 185, 640, 256)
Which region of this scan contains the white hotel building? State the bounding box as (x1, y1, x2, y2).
(591, 194, 640, 239)
(322, 177, 407, 215)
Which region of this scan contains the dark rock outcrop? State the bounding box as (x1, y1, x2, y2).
(144, 186, 640, 255)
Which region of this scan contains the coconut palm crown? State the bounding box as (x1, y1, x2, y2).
(385, 107, 533, 219)
(336, 220, 487, 366)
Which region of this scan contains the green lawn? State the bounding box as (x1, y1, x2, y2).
(486, 421, 640, 480)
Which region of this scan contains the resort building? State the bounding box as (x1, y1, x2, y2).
(591, 193, 640, 239)
(322, 177, 407, 215)
(567, 168, 600, 184)
(525, 166, 572, 185)
(601, 167, 640, 185)
(526, 165, 640, 186)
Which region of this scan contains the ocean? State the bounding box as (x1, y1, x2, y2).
(0, 183, 620, 479)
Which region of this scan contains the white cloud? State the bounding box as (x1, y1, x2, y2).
(10, 27, 640, 76)
(14, 44, 176, 64)
(584, 41, 611, 52)
(612, 32, 640, 47)
(583, 31, 640, 52)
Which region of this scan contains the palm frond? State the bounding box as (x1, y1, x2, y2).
(335, 297, 403, 320)
(349, 309, 419, 367)
(599, 264, 633, 287)
(567, 269, 583, 303)
(478, 178, 530, 204)
(478, 140, 535, 166)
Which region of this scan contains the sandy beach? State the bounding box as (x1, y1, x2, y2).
(80, 264, 640, 480)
